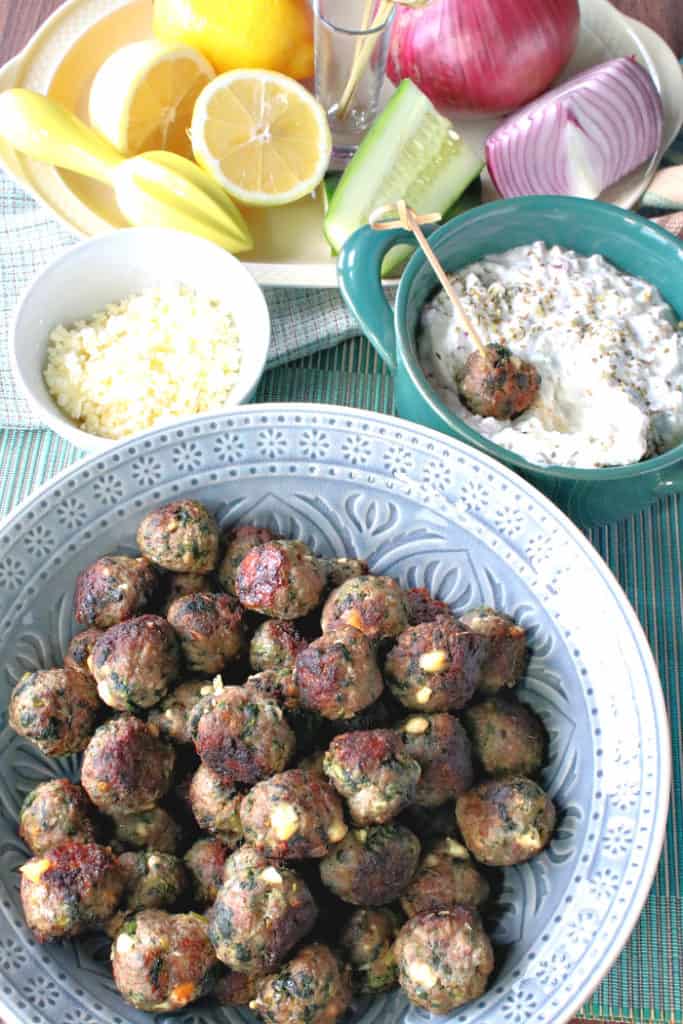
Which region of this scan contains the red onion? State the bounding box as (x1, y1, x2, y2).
(387, 0, 580, 117)
(485, 57, 664, 199)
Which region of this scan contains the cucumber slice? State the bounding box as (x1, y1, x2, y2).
(324, 79, 484, 270)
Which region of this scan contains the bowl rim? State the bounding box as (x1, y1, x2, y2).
(395, 195, 683, 481)
(9, 225, 271, 452)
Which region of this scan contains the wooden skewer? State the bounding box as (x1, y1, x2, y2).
(369, 200, 489, 360)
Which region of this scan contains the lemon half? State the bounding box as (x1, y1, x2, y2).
(191, 70, 332, 207)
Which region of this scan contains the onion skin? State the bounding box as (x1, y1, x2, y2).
(387, 0, 580, 117)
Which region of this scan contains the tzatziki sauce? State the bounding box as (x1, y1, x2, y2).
(418, 241, 683, 468)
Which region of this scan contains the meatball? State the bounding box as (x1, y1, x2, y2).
(218, 524, 275, 595)
(215, 970, 259, 1006)
(236, 540, 327, 620)
(188, 764, 243, 845)
(20, 842, 124, 941)
(185, 837, 231, 905)
(250, 620, 307, 673)
(400, 837, 490, 916)
(456, 776, 556, 866)
(222, 843, 276, 882)
(394, 908, 494, 1013)
(190, 684, 295, 784)
(9, 668, 99, 757)
(323, 730, 421, 825)
(323, 557, 369, 589)
(111, 807, 181, 853)
(397, 713, 474, 807)
(240, 770, 347, 860)
(64, 628, 103, 681)
(82, 716, 175, 815)
(91, 615, 179, 712)
(405, 587, 454, 626)
(322, 693, 396, 739)
(111, 910, 217, 1011)
(167, 593, 244, 674)
(385, 619, 488, 712)
(208, 858, 317, 974)
(243, 669, 301, 711)
(137, 499, 219, 573)
(19, 779, 98, 855)
(321, 575, 408, 640)
(159, 571, 218, 615)
(148, 680, 210, 745)
(463, 696, 547, 777)
(74, 555, 159, 629)
(252, 944, 351, 1024)
(118, 850, 187, 912)
(319, 825, 420, 906)
(458, 342, 540, 420)
(339, 908, 401, 994)
(460, 607, 527, 695)
(294, 627, 383, 720)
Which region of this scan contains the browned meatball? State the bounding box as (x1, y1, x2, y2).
(74, 555, 159, 629)
(167, 593, 244, 674)
(117, 850, 187, 912)
(91, 615, 179, 711)
(400, 837, 490, 916)
(82, 716, 175, 815)
(209, 857, 317, 973)
(456, 776, 556, 866)
(184, 837, 231, 906)
(458, 343, 540, 420)
(395, 908, 494, 1012)
(218, 525, 275, 594)
(321, 576, 408, 640)
(339, 907, 401, 994)
(9, 668, 99, 757)
(222, 843, 276, 882)
(188, 764, 243, 845)
(111, 807, 181, 853)
(190, 684, 295, 784)
(294, 626, 383, 720)
(137, 500, 219, 574)
(323, 557, 369, 589)
(19, 779, 98, 855)
(240, 769, 347, 859)
(64, 628, 103, 680)
(397, 713, 473, 807)
(236, 540, 327, 620)
(243, 669, 301, 711)
(20, 842, 124, 941)
(319, 825, 420, 906)
(460, 607, 528, 695)
(148, 680, 210, 745)
(215, 970, 259, 1006)
(385, 619, 488, 712)
(323, 730, 421, 825)
(111, 910, 217, 1011)
(463, 696, 547, 777)
(159, 571, 218, 615)
(250, 620, 307, 673)
(252, 944, 352, 1024)
(405, 587, 454, 626)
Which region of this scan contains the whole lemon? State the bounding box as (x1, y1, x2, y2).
(153, 0, 314, 80)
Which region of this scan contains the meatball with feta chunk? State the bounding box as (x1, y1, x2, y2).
(148, 679, 210, 745)
(209, 856, 317, 974)
(400, 837, 490, 916)
(64, 628, 103, 681)
(236, 540, 327, 620)
(159, 571, 218, 615)
(321, 575, 409, 640)
(463, 695, 547, 777)
(81, 715, 175, 815)
(240, 769, 347, 859)
(339, 907, 401, 994)
(397, 713, 474, 807)
(458, 342, 540, 421)
(20, 842, 124, 942)
(190, 684, 295, 784)
(9, 668, 99, 757)
(188, 764, 243, 845)
(394, 908, 494, 1013)
(111, 807, 181, 854)
(323, 557, 369, 589)
(137, 499, 219, 574)
(117, 850, 187, 912)
(218, 524, 276, 595)
(459, 606, 527, 694)
(405, 587, 454, 626)
(319, 824, 420, 906)
(185, 837, 231, 906)
(250, 620, 307, 673)
(456, 776, 556, 866)
(294, 626, 383, 720)
(111, 910, 217, 1012)
(74, 555, 159, 629)
(251, 943, 352, 1024)
(167, 592, 244, 674)
(91, 615, 179, 712)
(323, 730, 421, 825)
(385, 619, 488, 712)
(19, 779, 98, 855)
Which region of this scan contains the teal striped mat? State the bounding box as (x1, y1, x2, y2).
(0, 336, 681, 1024)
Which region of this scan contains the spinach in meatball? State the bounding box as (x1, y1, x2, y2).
(236, 540, 327, 620)
(339, 907, 401, 994)
(250, 620, 307, 673)
(148, 680, 210, 745)
(397, 713, 473, 807)
(117, 850, 187, 912)
(19, 779, 98, 855)
(64, 628, 103, 681)
(9, 668, 99, 757)
(184, 837, 231, 906)
(323, 729, 421, 825)
(323, 557, 369, 589)
(74, 555, 158, 629)
(188, 764, 243, 845)
(400, 837, 490, 916)
(159, 571, 218, 615)
(167, 592, 244, 674)
(218, 524, 276, 596)
(460, 607, 527, 695)
(404, 587, 454, 626)
(463, 695, 547, 777)
(319, 824, 420, 906)
(251, 944, 352, 1024)
(456, 776, 556, 866)
(81, 716, 175, 815)
(137, 500, 219, 573)
(91, 615, 180, 712)
(321, 575, 408, 640)
(111, 807, 181, 854)
(295, 626, 383, 720)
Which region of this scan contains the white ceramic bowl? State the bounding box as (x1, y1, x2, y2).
(10, 227, 271, 451)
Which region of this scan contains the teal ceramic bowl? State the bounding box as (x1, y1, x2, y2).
(338, 196, 683, 526)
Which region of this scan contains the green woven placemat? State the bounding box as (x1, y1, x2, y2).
(0, 336, 681, 1024)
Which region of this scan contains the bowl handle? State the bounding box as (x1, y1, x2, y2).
(337, 224, 414, 372)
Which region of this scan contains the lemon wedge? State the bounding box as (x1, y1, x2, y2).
(191, 70, 332, 207)
(89, 40, 215, 158)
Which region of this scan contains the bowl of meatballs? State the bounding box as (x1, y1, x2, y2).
(0, 405, 669, 1024)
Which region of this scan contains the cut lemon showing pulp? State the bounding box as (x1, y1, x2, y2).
(88, 40, 215, 158)
(191, 70, 332, 207)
